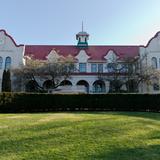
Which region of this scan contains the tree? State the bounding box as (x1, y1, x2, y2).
(2, 70, 11, 92)
(99, 56, 138, 93)
(5, 70, 11, 92)
(2, 70, 7, 92)
(132, 61, 160, 93)
(98, 54, 160, 93)
(13, 55, 75, 92)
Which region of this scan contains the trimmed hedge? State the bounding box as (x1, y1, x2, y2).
(0, 92, 160, 113)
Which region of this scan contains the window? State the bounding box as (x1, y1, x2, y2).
(5, 57, 11, 70)
(98, 64, 103, 73)
(107, 63, 115, 72)
(120, 64, 128, 73)
(151, 57, 157, 69)
(91, 64, 97, 72)
(91, 64, 103, 73)
(0, 57, 3, 69)
(79, 63, 86, 72)
(153, 83, 160, 91)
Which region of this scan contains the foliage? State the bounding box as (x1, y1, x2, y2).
(0, 93, 160, 112)
(1, 70, 6, 92)
(0, 112, 159, 160)
(99, 54, 160, 93)
(13, 55, 75, 92)
(99, 56, 139, 93)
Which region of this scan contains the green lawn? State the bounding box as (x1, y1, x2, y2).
(0, 112, 160, 160)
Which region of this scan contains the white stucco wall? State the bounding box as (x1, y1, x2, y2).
(0, 30, 25, 91)
(139, 32, 160, 93)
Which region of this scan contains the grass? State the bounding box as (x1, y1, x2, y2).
(0, 112, 159, 160)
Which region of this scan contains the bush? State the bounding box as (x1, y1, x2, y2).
(0, 93, 160, 113)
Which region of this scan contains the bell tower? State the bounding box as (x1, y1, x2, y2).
(76, 22, 89, 48)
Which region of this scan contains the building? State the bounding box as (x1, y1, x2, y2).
(0, 29, 160, 93)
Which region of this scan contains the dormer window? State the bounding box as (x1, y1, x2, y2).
(79, 63, 86, 72)
(98, 64, 103, 73)
(107, 63, 116, 72)
(91, 64, 97, 72)
(91, 64, 103, 73)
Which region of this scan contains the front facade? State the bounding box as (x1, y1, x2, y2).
(0, 29, 160, 93)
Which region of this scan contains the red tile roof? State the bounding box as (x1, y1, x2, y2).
(25, 45, 139, 61)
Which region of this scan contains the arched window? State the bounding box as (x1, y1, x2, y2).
(151, 57, 157, 69)
(0, 57, 3, 69)
(5, 57, 11, 70)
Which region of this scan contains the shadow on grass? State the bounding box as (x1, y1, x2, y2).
(110, 112, 160, 121)
(88, 144, 160, 160)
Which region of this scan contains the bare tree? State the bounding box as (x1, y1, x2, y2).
(133, 55, 160, 92)
(12, 55, 75, 92)
(98, 56, 138, 93)
(99, 54, 160, 93)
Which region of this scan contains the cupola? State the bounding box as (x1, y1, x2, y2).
(76, 22, 89, 48)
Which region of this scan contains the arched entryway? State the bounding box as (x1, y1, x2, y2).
(25, 80, 39, 92)
(76, 80, 89, 93)
(43, 80, 53, 90)
(60, 80, 72, 86)
(93, 80, 106, 93)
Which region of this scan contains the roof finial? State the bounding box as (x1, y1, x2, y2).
(82, 21, 84, 32)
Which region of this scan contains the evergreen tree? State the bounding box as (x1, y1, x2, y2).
(1, 70, 11, 92)
(2, 70, 7, 92)
(5, 70, 11, 92)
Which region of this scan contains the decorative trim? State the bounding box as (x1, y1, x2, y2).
(0, 29, 24, 47)
(71, 72, 129, 76)
(140, 31, 160, 48)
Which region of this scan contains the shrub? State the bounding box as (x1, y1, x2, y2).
(0, 93, 159, 113)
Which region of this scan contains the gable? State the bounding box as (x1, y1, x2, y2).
(144, 32, 160, 52)
(75, 50, 90, 62)
(104, 50, 118, 62)
(0, 30, 23, 49)
(0, 30, 25, 68)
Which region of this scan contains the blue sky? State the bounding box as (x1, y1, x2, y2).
(0, 0, 160, 45)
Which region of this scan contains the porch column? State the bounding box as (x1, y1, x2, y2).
(105, 81, 110, 93)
